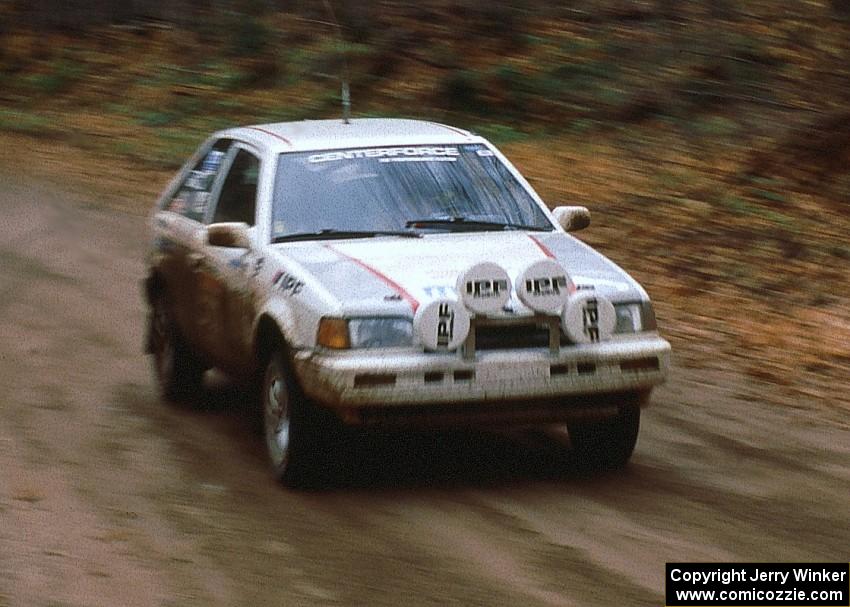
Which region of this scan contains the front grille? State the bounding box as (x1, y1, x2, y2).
(462, 314, 563, 360)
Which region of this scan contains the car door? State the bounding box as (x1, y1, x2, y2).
(152, 138, 230, 356)
(196, 144, 263, 375)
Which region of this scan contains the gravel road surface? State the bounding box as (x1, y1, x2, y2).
(1, 170, 847, 606)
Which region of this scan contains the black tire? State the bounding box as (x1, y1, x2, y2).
(261, 350, 328, 487)
(148, 295, 205, 403)
(568, 398, 641, 472)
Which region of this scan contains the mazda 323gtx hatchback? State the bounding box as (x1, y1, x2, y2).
(143, 118, 671, 485)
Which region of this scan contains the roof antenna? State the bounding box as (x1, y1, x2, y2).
(322, 0, 351, 124)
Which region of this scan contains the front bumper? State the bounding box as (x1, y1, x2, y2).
(293, 334, 671, 425)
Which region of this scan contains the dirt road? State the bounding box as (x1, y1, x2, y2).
(0, 170, 847, 607)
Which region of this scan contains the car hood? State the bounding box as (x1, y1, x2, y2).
(276, 231, 645, 314)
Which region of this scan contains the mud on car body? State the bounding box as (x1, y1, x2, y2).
(143, 118, 671, 486)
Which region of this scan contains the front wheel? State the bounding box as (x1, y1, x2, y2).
(262, 351, 325, 487)
(567, 397, 642, 472)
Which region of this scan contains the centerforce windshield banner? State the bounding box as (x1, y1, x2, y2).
(307, 146, 463, 163)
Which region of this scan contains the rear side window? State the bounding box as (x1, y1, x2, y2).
(212, 149, 260, 226)
(164, 139, 231, 221)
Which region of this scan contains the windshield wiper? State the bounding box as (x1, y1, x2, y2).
(272, 229, 421, 243)
(405, 217, 551, 232)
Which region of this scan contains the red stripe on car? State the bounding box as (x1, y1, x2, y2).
(247, 126, 293, 147)
(528, 234, 577, 293)
(527, 234, 555, 258)
(325, 245, 420, 313)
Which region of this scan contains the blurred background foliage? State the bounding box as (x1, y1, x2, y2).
(1, 0, 850, 410)
(1, 1, 849, 168)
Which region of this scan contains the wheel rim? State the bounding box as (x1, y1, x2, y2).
(264, 365, 291, 469)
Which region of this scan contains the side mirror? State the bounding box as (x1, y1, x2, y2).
(552, 206, 591, 232)
(207, 222, 252, 249)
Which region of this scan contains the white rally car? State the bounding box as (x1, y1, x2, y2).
(143, 118, 671, 485)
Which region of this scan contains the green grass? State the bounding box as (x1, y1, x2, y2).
(720, 194, 796, 227)
(0, 109, 62, 137)
(828, 244, 850, 260)
(135, 110, 179, 127)
(21, 58, 87, 95)
(692, 116, 740, 137)
(753, 189, 789, 204)
(720, 196, 755, 214)
(470, 123, 531, 144)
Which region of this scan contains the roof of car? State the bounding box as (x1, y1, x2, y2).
(224, 118, 482, 153)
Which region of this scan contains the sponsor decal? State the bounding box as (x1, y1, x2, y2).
(466, 278, 509, 299)
(166, 196, 187, 214)
(227, 251, 249, 271)
(456, 262, 512, 316)
(189, 191, 209, 216)
(413, 299, 470, 351)
(436, 303, 455, 348)
(516, 260, 572, 315)
(561, 291, 616, 344)
(308, 147, 460, 164)
(272, 271, 304, 296)
(251, 256, 264, 278)
(582, 297, 601, 342)
(423, 285, 456, 299)
(571, 276, 631, 293)
(526, 275, 568, 296)
(201, 150, 224, 173)
(378, 157, 456, 163)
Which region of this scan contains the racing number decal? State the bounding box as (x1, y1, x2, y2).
(582, 298, 600, 342)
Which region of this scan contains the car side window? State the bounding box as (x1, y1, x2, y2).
(164, 139, 231, 221)
(212, 149, 260, 226)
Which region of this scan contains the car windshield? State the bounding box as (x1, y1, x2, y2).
(270, 144, 553, 240)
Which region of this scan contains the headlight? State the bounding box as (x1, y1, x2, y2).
(613, 301, 658, 333)
(317, 317, 413, 349)
(613, 303, 642, 333)
(349, 317, 413, 348)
